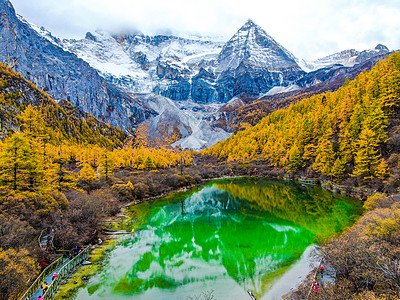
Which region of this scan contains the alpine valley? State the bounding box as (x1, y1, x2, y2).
(0, 0, 392, 149)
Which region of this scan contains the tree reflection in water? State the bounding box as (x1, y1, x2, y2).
(79, 178, 362, 300)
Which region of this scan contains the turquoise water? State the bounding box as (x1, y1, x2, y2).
(75, 178, 362, 299)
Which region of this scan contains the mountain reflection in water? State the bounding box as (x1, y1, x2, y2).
(77, 178, 362, 300)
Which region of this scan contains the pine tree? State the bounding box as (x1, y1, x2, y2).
(331, 158, 346, 179)
(78, 163, 97, 194)
(134, 124, 149, 148)
(338, 128, 354, 166)
(135, 155, 145, 169)
(375, 159, 390, 179)
(19, 105, 45, 138)
(98, 151, 115, 180)
(362, 106, 389, 144)
(26, 144, 44, 189)
(312, 139, 335, 176)
(287, 145, 302, 172)
(53, 146, 76, 191)
(144, 156, 155, 169)
(352, 128, 381, 180)
(0, 134, 41, 191)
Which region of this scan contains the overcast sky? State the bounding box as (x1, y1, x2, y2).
(10, 0, 400, 60)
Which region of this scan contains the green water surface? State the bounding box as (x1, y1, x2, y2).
(76, 178, 362, 300)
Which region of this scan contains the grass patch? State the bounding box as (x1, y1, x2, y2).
(54, 238, 118, 299)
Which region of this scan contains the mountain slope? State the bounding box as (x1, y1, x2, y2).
(0, 62, 127, 147)
(204, 52, 400, 185)
(57, 30, 224, 100)
(0, 0, 155, 131)
(135, 94, 231, 150)
(299, 44, 390, 71)
(214, 19, 305, 102)
(2, 1, 394, 150)
(45, 19, 305, 105)
(213, 51, 392, 133)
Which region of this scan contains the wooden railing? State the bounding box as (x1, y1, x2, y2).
(321, 181, 372, 198)
(19, 256, 65, 300)
(43, 246, 90, 299)
(19, 246, 90, 300)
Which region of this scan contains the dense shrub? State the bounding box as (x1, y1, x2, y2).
(321, 194, 400, 299)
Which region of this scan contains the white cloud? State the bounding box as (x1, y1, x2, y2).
(10, 0, 400, 60)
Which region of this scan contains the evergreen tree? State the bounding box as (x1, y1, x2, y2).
(312, 139, 335, 176)
(362, 106, 389, 144)
(78, 163, 97, 194)
(338, 128, 354, 166)
(331, 158, 346, 179)
(144, 156, 155, 169)
(135, 155, 145, 169)
(287, 145, 302, 172)
(53, 147, 76, 191)
(19, 105, 45, 138)
(352, 128, 381, 180)
(375, 159, 390, 179)
(98, 151, 115, 180)
(0, 134, 41, 191)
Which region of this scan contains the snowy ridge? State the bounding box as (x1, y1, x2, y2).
(20, 14, 391, 150)
(16, 14, 61, 46)
(58, 31, 224, 93)
(299, 44, 390, 72)
(216, 19, 300, 73)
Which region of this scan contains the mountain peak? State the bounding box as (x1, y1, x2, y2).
(244, 19, 257, 27)
(217, 18, 300, 73)
(85, 32, 97, 41)
(375, 44, 389, 51)
(237, 19, 262, 33)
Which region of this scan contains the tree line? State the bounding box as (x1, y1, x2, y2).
(0, 62, 194, 299)
(204, 52, 400, 187)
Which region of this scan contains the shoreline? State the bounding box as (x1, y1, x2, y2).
(264, 245, 320, 300)
(54, 175, 364, 299)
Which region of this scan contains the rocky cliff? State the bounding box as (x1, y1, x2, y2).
(1, 0, 394, 149)
(0, 0, 155, 131)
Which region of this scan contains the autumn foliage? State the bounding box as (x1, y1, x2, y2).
(287, 194, 400, 299)
(1, 45, 400, 299)
(204, 52, 400, 186)
(0, 62, 195, 299)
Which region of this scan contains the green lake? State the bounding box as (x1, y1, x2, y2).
(75, 178, 363, 300)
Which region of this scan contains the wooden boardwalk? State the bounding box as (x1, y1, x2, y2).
(19, 247, 90, 300)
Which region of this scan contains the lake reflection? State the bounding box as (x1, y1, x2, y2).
(76, 178, 362, 300)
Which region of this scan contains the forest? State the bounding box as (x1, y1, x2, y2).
(205, 52, 400, 299)
(205, 52, 400, 191)
(1, 50, 400, 299)
(0, 62, 196, 299)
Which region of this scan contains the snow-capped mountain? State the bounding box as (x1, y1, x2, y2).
(216, 20, 300, 73)
(299, 44, 390, 72)
(51, 19, 305, 105)
(0, 0, 155, 132)
(0, 0, 393, 150)
(59, 31, 225, 97)
(40, 18, 308, 149)
(211, 19, 306, 103)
